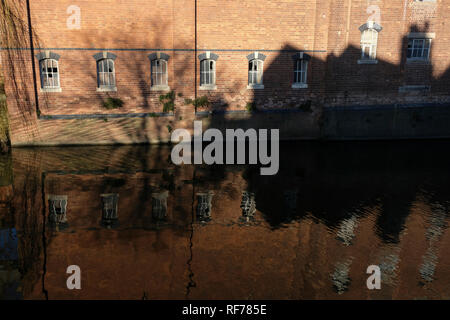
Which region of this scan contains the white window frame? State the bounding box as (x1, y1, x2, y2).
(248, 59, 264, 89)
(407, 38, 431, 61)
(97, 58, 116, 91)
(39, 58, 61, 91)
(150, 59, 170, 91)
(200, 59, 216, 90)
(360, 28, 378, 61)
(292, 59, 308, 89)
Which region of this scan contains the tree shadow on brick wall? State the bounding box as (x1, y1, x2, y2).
(0, 0, 48, 142)
(71, 21, 193, 145)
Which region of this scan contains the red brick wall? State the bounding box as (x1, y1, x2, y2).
(2, 0, 450, 145)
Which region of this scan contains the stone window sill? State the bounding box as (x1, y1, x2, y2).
(199, 85, 217, 91)
(406, 58, 430, 64)
(358, 59, 378, 64)
(292, 83, 308, 89)
(150, 85, 171, 91)
(398, 85, 431, 93)
(97, 86, 117, 92)
(40, 87, 62, 93)
(247, 84, 264, 90)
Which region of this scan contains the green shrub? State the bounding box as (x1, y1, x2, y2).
(193, 96, 210, 108)
(245, 102, 256, 112)
(102, 97, 124, 110)
(159, 91, 175, 112)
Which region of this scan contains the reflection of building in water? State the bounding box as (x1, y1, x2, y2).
(419, 203, 447, 283)
(331, 259, 352, 295)
(336, 215, 358, 246)
(101, 194, 119, 229)
(6, 145, 450, 299)
(151, 191, 169, 221)
(48, 195, 69, 231)
(196, 192, 213, 222)
(240, 191, 256, 222)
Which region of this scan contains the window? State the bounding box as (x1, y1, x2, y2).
(358, 22, 382, 64)
(148, 53, 170, 91)
(246, 52, 266, 89)
(248, 59, 263, 86)
(39, 59, 60, 89)
(200, 59, 216, 86)
(198, 52, 219, 90)
(294, 59, 308, 86)
(97, 58, 116, 88)
(407, 38, 431, 60)
(360, 28, 378, 60)
(151, 59, 168, 87)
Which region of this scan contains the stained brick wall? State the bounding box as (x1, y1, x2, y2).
(2, 0, 450, 145)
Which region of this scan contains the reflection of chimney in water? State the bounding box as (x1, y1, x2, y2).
(151, 191, 169, 222)
(100, 194, 119, 229)
(48, 195, 68, 231)
(240, 191, 256, 222)
(419, 202, 447, 283)
(331, 259, 353, 295)
(336, 215, 358, 246)
(196, 192, 214, 222)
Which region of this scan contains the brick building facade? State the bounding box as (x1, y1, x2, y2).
(1, 0, 450, 145)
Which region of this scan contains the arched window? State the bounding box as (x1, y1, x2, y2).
(93, 52, 117, 91)
(39, 59, 60, 89)
(36, 51, 61, 91)
(361, 28, 378, 60)
(246, 52, 266, 89)
(200, 59, 216, 86)
(198, 52, 219, 90)
(292, 52, 310, 88)
(148, 52, 170, 90)
(97, 58, 116, 88)
(151, 59, 168, 87)
(248, 59, 263, 86)
(358, 22, 382, 63)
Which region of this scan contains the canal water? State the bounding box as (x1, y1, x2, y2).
(0, 140, 449, 299)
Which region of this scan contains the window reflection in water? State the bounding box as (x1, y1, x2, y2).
(196, 192, 213, 222)
(48, 195, 69, 231)
(240, 191, 256, 222)
(151, 191, 169, 223)
(100, 194, 119, 229)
